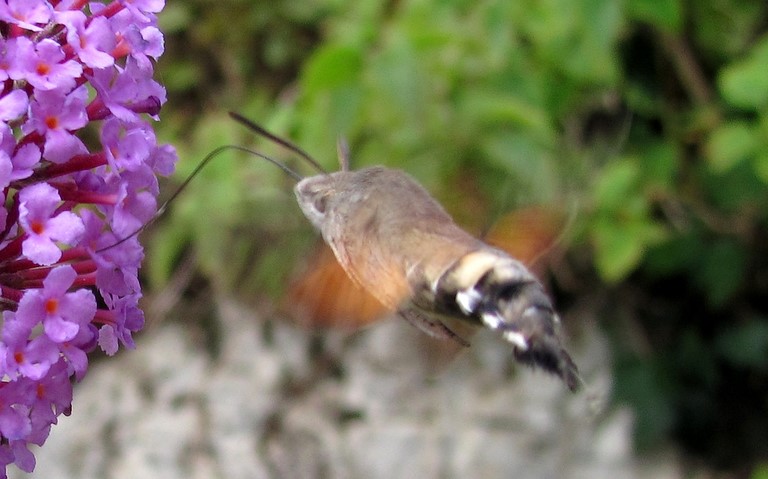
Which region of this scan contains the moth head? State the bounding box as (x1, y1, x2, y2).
(294, 174, 338, 230)
(293, 136, 355, 231)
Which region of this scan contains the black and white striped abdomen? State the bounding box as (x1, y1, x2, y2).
(433, 249, 580, 391)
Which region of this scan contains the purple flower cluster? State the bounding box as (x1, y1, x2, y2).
(0, 0, 176, 475)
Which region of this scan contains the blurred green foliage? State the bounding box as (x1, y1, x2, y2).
(753, 463, 768, 479)
(150, 0, 768, 472)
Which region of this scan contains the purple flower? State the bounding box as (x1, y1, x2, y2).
(59, 328, 93, 381)
(149, 142, 177, 176)
(30, 359, 73, 422)
(0, 160, 10, 192)
(0, 1, 176, 474)
(55, 11, 116, 69)
(0, 313, 60, 380)
(0, 382, 32, 441)
(117, 0, 164, 23)
(0, 0, 51, 32)
(8, 144, 40, 182)
(92, 234, 143, 296)
(9, 37, 82, 91)
(0, 87, 27, 121)
(0, 124, 40, 184)
(107, 12, 164, 67)
(15, 265, 97, 343)
(98, 293, 144, 354)
(102, 117, 153, 171)
(88, 57, 166, 122)
(18, 183, 85, 265)
(24, 85, 88, 163)
(109, 171, 158, 236)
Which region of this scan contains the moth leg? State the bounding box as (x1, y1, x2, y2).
(398, 309, 470, 347)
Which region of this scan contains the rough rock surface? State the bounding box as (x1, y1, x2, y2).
(13, 300, 681, 479)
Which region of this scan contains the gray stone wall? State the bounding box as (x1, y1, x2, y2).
(12, 300, 681, 479)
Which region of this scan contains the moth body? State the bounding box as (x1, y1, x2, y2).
(295, 166, 580, 391)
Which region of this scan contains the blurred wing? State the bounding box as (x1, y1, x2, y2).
(484, 206, 564, 271)
(282, 244, 390, 329)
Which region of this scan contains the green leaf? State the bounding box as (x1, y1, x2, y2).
(589, 157, 671, 281)
(695, 239, 747, 307)
(704, 158, 767, 212)
(716, 320, 768, 370)
(368, 34, 427, 128)
(718, 35, 768, 109)
(638, 141, 678, 190)
(706, 121, 756, 172)
(462, 91, 555, 143)
(594, 158, 640, 209)
(302, 45, 363, 92)
(480, 132, 558, 202)
(593, 218, 645, 282)
(690, 1, 768, 59)
(627, 0, 682, 32)
(644, 232, 704, 276)
(592, 217, 665, 282)
(754, 152, 768, 184)
(297, 44, 365, 155)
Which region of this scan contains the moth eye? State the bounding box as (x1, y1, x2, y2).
(314, 194, 328, 214)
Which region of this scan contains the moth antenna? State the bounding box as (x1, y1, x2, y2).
(229, 112, 327, 174)
(96, 144, 303, 253)
(337, 136, 350, 172)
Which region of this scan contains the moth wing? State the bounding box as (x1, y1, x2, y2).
(484, 206, 565, 272)
(282, 244, 391, 329)
(281, 257, 470, 379)
(326, 232, 413, 312)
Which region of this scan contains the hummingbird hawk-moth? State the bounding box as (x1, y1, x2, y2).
(226, 113, 581, 392)
(100, 112, 582, 391)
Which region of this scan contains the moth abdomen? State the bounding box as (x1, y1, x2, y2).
(433, 249, 536, 318)
(434, 248, 581, 391)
